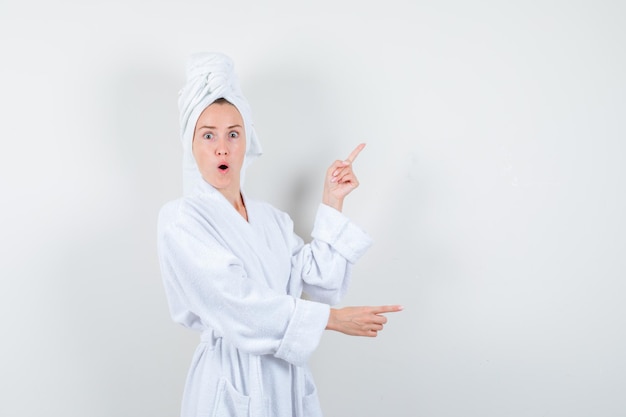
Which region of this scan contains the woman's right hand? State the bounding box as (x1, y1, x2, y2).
(326, 305, 403, 337)
(322, 143, 366, 212)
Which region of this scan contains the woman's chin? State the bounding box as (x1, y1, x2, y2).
(204, 175, 239, 193)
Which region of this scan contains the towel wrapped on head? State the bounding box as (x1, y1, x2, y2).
(178, 52, 262, 194)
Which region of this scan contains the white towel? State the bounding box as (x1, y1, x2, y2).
(178, 52, 263, 195)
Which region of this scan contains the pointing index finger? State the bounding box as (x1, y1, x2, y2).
(372, 305, 404, 315)
(345, 143, 366, 163)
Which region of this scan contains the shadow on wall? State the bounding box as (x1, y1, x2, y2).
(50, 62, 188, 416)
(104, 61, 182, 200)
(243, 66, 347, 240)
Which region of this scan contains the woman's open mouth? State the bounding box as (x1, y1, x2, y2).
(218, 164, 229, 171)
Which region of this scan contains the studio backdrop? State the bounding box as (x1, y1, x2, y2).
(1, 1, 625, 416)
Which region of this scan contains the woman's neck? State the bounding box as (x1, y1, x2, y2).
(219, 188, 248, 221)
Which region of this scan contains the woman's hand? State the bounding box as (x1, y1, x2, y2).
(326, 305, 403, 337)
(322, 143, 366, 212)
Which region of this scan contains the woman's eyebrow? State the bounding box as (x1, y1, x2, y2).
(197, 124, 243, 129)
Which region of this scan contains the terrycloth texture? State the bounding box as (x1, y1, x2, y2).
(178, 52, 263, 195)
(160, 52, 373, 416)
(157, 181, 373, 416)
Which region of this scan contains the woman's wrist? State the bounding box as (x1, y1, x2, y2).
(322, 195, 343, 212)
(325, 308, 338, 331)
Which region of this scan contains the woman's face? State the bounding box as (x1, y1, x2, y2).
(192, 101, 246, 196)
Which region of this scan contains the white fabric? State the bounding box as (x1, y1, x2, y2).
(159, 52, 373, 416)
(178, 52, 263, 195)
(158, 181, 372, 416)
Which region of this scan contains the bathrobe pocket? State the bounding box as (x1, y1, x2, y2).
(211, 378, 250, 417)
(301, 374, 323, 417)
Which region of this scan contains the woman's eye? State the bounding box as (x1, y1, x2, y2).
(203, 133, 213, 140)
(229, 131, 239, 139)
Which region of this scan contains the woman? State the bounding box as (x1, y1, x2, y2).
(157, 52, 402, 417)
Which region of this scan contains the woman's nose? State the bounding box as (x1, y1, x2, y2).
(215, 138, 229, 155)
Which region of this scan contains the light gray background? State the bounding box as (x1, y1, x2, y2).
(1, 1, 625, 416)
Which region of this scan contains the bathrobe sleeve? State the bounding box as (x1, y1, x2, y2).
(158, 202, 329, 367)
(290, 203, 373, 305)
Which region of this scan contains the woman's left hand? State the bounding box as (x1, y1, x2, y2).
(322, 143, 366, 212)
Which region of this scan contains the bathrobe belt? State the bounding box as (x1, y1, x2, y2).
(200, 328, 221, 346)
(200, 329, 268, 413)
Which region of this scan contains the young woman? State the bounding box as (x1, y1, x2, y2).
(157, 52, 401, 417)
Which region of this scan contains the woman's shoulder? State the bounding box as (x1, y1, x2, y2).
(159, 198, 183, 215)
(158, 195, 208, 228)
(157, 198, 184, 233)
(158, 196, 224, 245)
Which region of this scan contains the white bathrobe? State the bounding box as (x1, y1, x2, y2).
(157, 180, 372, 417)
